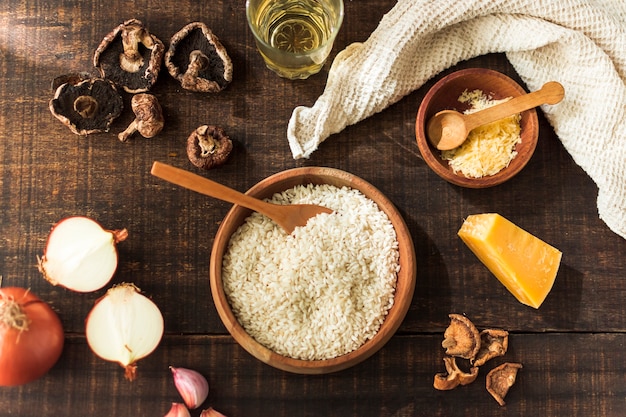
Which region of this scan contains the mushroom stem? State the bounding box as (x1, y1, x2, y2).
(73, 96, 99, 119)
(119, 23, 155, 73)
(181, 50, 209, 90)
(197, 125, 218, 156)
(118, 120, 139, 142)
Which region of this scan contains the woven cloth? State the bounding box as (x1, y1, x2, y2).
(287, 0, 626, 239)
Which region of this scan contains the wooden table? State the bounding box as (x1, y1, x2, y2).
(1, 1, 625, 416)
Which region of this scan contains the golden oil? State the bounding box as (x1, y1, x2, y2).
(247, 0, 343, 79)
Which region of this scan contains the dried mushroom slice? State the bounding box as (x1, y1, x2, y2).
(473, 329, 509, 367)
(94, 19, 164, 93)
(442, 314, 481, 360)
(433, 356, 479, 391)
(486, 362, 522, 406)
(165, 22, 233, 93)
(187, 125, 233, 170)
(49, 78, 123, 135)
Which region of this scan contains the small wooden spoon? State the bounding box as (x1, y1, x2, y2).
(151, 161, 333, 234)
(427, 81, 565, 150)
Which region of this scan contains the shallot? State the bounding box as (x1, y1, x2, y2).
(200, 408, 227, 417)
(85, 283, 163, 381)
(170, 366, 209, 409)
(164, 403, 191, 417)
(38, 216, 128, 292)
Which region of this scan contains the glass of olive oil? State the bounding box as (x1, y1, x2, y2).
(246, 0, 344, 79)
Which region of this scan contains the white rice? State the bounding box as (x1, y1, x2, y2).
(222, 183, 400, 360)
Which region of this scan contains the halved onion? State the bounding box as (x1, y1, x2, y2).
(38, 216, 127, 293)
(85, 283, 163, 380)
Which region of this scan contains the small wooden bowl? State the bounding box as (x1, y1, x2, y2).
(210, 167, 416, 374)
(415, 68, 539, 188)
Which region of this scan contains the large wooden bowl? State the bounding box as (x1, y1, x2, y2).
(416, 68, 539, 188)
(210, 167, 416, 374)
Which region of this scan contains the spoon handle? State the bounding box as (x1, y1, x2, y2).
(464, 81, 565, 131)
(151, 161, 275, 216)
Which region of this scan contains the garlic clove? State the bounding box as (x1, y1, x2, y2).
(200, 407, 227, 417)
(170, 366, 209, 409)
(164, 403, 191, 417)
(86, 283, 164, 381)
(38, 216, 128, 292)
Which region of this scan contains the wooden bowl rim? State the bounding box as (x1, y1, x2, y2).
(415, 68, 539, 188)
(209, 166, 416, 374)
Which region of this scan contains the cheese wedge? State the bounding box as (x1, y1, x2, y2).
(458, 213, 562, 309)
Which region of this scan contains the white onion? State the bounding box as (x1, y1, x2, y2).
(86, 283, 164, 380)
(38, 216, 128, 292)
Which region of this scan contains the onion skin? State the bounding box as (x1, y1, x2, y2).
(0, 287, 64, 386)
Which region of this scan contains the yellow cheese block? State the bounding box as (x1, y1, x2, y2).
(458, 213, 562, 309)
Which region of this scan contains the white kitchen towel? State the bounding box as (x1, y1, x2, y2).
(287, 0, 626, 240)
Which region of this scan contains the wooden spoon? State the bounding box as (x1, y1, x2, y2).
(151, 161, 333, 234)
(427, 81, 565, 150)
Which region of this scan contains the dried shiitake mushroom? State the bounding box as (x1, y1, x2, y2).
(486, 362, 523, 406)
(473, 329, 509, 367)
(433, 356, 479, 391)
(49, 78, 123, 135)
(442, 314, 481, 360)
(51, 72, 93, 91)
(118, 93, 164, 142)
(94, 19, 164, 93)
(434, 315, 522, 404)
(165, 22, 232, 93)
(186, 125, 233, 170)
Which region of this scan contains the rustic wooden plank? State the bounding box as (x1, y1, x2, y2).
(0, 334, 623, 417)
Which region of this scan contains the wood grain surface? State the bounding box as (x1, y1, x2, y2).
(1, 0, 625, 416)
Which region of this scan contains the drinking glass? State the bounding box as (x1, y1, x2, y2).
(246, 0, 344, 79)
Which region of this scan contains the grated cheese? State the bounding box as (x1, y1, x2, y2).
(441, 89, 522, 178)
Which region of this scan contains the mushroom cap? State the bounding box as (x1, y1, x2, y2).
(49, 78, 124, 135)
(130, 93, 164, 137)
(486, 362, 523, 406)
(186, 125, 233, 170)
(165, 22, 233, 93)
(94, 19, 164, 93)
(117, 93, 164, 142)
(433, 356, 479, 390)
(51, 72, 93, 91)
(473, 328, 509, 367)
(442, 314, 481, 360)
